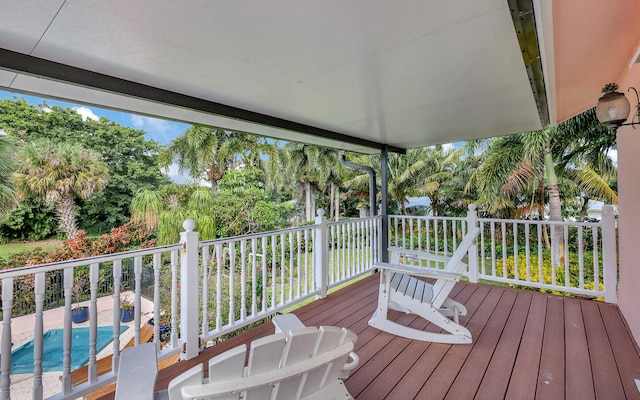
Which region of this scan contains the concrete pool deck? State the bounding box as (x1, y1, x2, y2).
(2, 292, 155, 399)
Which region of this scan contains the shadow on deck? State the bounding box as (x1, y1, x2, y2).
(98, 274, 640, 400)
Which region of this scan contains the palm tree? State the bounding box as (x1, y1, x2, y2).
(158, 125, 261, 193)
(12, 140, 109, 238)
(283, 143, 335, 221)
(344, 148, 443, 215)
(466, 109, 616, 265)
(0, 134, 16, 214)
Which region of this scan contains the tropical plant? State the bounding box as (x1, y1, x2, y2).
(12, 140, 109, 238)
(158, 125, 263, 192)
(343, 147, 446, 215)
(72, 275, 88, 310)
(0, 134, 16, 215)
(0, 99, 169, 234)
(131, 189, 164, 230)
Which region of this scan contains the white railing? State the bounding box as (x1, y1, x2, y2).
(0, 204, 618, 399)
(327, 215, 381, 287)
(0, 211, 382, 400)
(388, 204, 618, 303)
(0, 244, 182, 400)
(196, 210, 382, 344)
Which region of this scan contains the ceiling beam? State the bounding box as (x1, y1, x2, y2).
(0, 48, 406, 154)
(508, 0, 550, 128)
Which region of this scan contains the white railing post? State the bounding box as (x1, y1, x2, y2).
(601, 205, 618, 303)
(467, 204, 479, 283)
(180, 219, 200, 360)
(0, 278, 13, 400)
(314, 209, 328, 298)
(33, 272, 45, 400)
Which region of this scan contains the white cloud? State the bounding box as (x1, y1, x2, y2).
(429, 142, 455, 151)
(130, 115, 187, 145)
(73, 106, 99, 121)
(163, 163, 210, 186)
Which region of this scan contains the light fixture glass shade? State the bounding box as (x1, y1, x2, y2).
(596, 86, 630, 129)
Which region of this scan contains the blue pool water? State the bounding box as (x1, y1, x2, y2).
(10, 326, 128, 374)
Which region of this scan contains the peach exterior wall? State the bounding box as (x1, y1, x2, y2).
(616, 125, 640, 345)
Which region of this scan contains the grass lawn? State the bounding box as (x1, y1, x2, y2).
(0, 239, 63, 261)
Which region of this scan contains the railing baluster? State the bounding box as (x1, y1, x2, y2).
(578, 226, 584, 289)
(32, 272, 45, 400)
(564, 225, 570, 288)
(538, 224, 543, 284)
(88, 262, 99, 384)
(480, 221, 486, 275)
(251, 238, 258, 316)
(491, 222, 496, 277)
(240, 240, 247, 321)
(443, 220, 448, 257)
(593, 227, 600, 291)
(261, 237, 267, 312)
(271, 236, 277, 310)
(304, 229, 309, 292)
(171, 249, 179, 348)
(61, 269, 73, 395)
(153, 253, 161, 346)
(501, 223, 507, 278)
(280, 233, 285, 305)
(133, 257, 142, 345)
(296, 230, 302, 298)
(229, 243, 236, 325)
(525, 224, 531, 282)
(513, 223, 518, 281)
(112, 260, 122, 375)
(288, 232, 294, 301)
(214, 244, 223, 331)
(201, 245, 210, 335)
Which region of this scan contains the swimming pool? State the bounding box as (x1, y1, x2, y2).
(10, 326, 128, 374)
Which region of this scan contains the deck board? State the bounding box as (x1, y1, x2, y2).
(504, 293, 547, 400)
(564, 298, 595, 400)
(536, 296, 566, 399)
(475, 291, 532, 400)
(94, 274, 640, 400)
(582, 300, 628, 399)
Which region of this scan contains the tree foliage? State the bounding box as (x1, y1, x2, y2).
(12, 140, 109, 238)
(0, 98, 170, 235)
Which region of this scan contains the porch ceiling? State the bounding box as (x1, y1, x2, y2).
(0, 1, 543, 153)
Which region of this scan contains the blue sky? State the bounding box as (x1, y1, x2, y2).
(0, 89, 200, 183)
(0, 90, 189, 146)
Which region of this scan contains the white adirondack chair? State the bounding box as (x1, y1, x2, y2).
(368, 227, 480, 344)
(115, 342, 158, 400)
(160, 326, 358, 399)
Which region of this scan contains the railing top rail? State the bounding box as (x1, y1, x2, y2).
(201, 224, 315, 246)
(388, 215, 467, 222)
(0, 243, 182, 279)
(327, 215, 382, 227)
(477, 217, 602, 228)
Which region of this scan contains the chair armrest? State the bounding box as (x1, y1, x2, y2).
(375, 262, 463, 281)
(388, 247, 452, 264)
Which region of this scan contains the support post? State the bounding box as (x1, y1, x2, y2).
(180, 219, 200, 360)
(601, 205, 618, 303)
(314, 209, 328, 298)
(466, 204, 479, 283)
(381, 147, 389, 263)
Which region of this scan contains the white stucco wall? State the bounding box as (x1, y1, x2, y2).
(616, 125, 640, 345)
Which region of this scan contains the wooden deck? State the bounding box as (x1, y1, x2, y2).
(101, 274, 640, 400)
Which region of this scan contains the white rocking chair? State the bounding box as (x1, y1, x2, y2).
(159, 325, 358, 399)
(368, 227, 479, 344)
